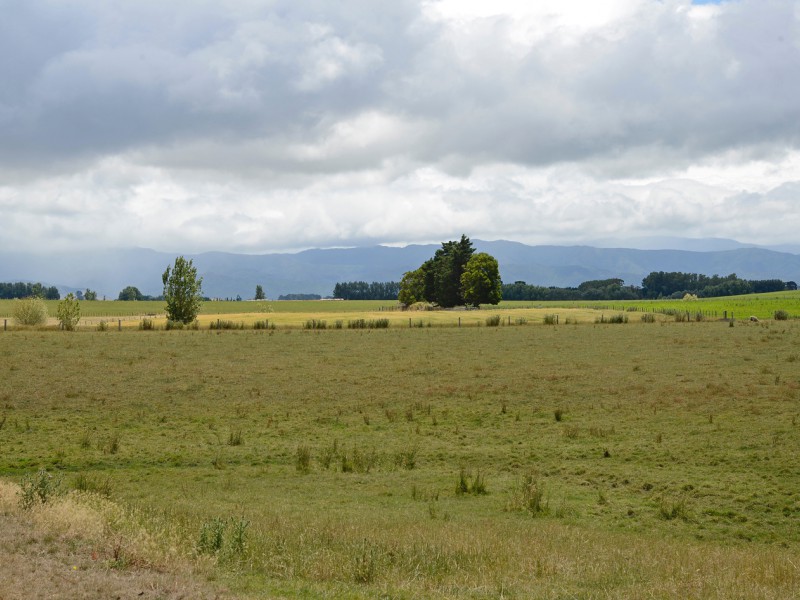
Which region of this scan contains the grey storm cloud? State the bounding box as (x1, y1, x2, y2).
(1, 0, 799, 253)
(2, 0, 798, 178)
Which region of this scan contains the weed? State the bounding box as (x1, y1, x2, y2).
(554, 408, 564, 422)
(138, 318, 155, 330)
(304, 319, 327, 330)
(641, 313, 656, 323)
(198, 517, 226, 554)
(485, 315, 501, 327)
(19, 468, 64, 510)
(542, 314, 557, 325)
(228, 430, 244, 446)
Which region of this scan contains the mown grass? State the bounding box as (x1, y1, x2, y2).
(1, 320, 800, 597)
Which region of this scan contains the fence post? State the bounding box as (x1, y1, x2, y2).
(118, 319, 122, 331)
(458, 317, 461, 328)
(556, 315, 559, 325)
(409, 318, 412, 328)
(3, 319, 6, 331)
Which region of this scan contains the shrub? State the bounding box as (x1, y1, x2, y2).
(641, 313, 656, 323)
(165, 320, 185, 330)
(542, 314, 557, 325)
(13, 297, 48, 326)
(139, 318, 155, 330)
(775, 310, 790, 321)
(97, 320, 109, 331)
(485, 315, 501, 327)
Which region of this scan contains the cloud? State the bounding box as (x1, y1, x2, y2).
(1, 0, 799, 252)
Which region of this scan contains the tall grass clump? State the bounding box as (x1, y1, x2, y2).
(139, 318, 155, 330)
(542, 314, 557, 325)
(641, 313, 656, 323)
(13, 297, 48, 326)
(507, 473, 549, 516)
(485, 315, 501, 327)
(304, 319, 327, 330)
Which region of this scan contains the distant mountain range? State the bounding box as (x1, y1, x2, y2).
(1, 238, 799, 299)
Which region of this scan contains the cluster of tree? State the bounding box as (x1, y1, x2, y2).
(75, 289, 97, 301)
(641, 272, 795, 298)
(0, 282, 60, 300)
(118, 286, 159, 301)
(278, 293, 322, 301)
(398, 235, 502, 307)
(332, 281, 400, 300)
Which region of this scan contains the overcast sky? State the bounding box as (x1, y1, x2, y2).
(1, 0, 799, 254)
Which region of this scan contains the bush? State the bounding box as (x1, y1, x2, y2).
(56, 293, 81, 330)
(13, 297, 48, 326)
(139, 318, 155, 330)
(775, 310, 790, 321)
(97, 320, 109, 331)
(542, 314, 557, 325)
(485, 315, 501, 327)
(641, 313, 656, 323)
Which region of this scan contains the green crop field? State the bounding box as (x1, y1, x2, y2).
(2, 318, 800, 598)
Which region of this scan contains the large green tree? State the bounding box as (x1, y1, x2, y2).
(255, 284, 266, 300)
(398, 235, 493, 308)
(162, 256, 203, 324)
(461, 253, 502, 307)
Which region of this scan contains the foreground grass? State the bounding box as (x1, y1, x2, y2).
(1, 321, 800, 597)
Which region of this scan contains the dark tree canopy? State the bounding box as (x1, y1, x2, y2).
(332, 281, 399, 300)
(118, 286, 145, 301)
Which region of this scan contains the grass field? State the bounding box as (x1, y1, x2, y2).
(2, 317, 800, 598)
(1, 291, 798, 329)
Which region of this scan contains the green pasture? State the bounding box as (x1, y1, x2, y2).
(1, 320, 800, 598)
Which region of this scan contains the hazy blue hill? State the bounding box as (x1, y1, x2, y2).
(1, 240, 798, 299)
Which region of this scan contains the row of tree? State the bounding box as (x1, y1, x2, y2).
(332, 281, 400, 300)
(0, 282, 60, 300)
(503, 273, 797, 302)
